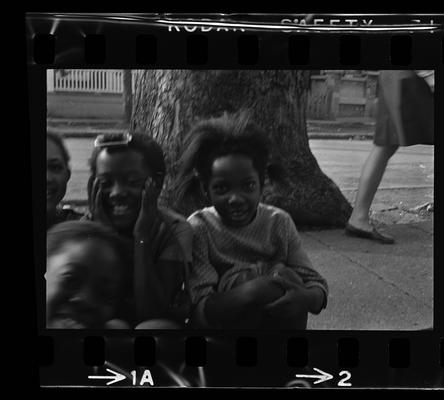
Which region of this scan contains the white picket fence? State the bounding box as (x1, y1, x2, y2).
(47, 69, 136, 94)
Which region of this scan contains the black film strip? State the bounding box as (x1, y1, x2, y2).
(28, 13, 443, 389)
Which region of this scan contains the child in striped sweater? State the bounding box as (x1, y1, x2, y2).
(175, 113, 328, 329)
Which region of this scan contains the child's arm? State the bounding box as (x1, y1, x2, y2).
(134, 234, 169, 320)
(285, 217, 328, 313)
(259, 213, 328, 326)
(154, 218, 194, 318)
(134, 220, 191, 322)
(202, 276, 285, 327)
(133, 178, 175, 321)
(264, 276, 324, 317)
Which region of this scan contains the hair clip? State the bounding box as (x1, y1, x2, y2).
(94, 132, 133, 148)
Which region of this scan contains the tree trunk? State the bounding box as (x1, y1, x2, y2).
(131, 70, 352, 227)
(123, 70, 133, 124)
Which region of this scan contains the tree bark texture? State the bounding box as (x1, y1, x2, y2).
(123, 70, 133, 124)
(131, 70, 352, 227)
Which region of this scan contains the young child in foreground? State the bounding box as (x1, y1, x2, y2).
(175, 113, 329, 329)
(46, 220, 130, 329)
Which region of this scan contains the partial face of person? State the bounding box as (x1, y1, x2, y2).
(208, 154, 262, 227)
(95, 149, 151, 232)
(47, 138, 70, 215)
(46, 239, 122, 329)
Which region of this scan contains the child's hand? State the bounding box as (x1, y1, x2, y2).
(90, 177, 112, 227)
(133, 177, 161, 239)
(264, 277, 310, 319)
(271, 263, 304, 286)
(242, 276, 286, 305)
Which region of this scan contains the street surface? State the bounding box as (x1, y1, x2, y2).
(63, 138, 434, 213)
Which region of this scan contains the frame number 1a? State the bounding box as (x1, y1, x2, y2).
(131, 369, 154, 386)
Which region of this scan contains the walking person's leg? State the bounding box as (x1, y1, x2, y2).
(345, 144, 398, 243)
(348, 144, 398, 230)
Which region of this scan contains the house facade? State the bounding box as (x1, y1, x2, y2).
(47, 69, 380, 122)
(307, 70, 379, 120)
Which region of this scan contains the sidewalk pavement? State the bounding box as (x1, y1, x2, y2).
(303, 219, 433, 330)
(67, 200, 433, 331)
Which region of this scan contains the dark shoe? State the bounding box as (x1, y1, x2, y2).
(345, 223, 395, 244)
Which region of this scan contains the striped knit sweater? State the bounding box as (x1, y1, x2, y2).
(187, 203, 328, 309)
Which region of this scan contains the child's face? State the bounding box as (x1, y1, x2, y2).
(46, 238, 122, 329)
(47, 138, 70, 215)
(208, 154, 262, 227)
(95, 148, 152, 232)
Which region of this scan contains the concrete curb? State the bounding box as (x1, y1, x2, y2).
(308, 133, 373, 140)
(48, 128, 375, 141)
(47, 127, 127, 139)
(47, 118, 376, 140)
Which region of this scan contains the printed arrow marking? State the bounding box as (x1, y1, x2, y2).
(88, 368, 126, 385)
(294, 367, 333, 385)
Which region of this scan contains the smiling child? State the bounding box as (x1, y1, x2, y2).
(175, 113, 329, 329)
(86, 132, 193, 328)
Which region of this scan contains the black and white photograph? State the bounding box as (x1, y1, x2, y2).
(46, 68, 434, 331)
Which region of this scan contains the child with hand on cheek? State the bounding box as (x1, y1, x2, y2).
(86, 132, 193, 329)
(175, 113, 328, 329)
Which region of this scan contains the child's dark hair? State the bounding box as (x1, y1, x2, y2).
(89, 132, 166, 186)
(47, 220, 127, 263)
(47, 132, 71, 167)
(175, 112, 285, 201)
